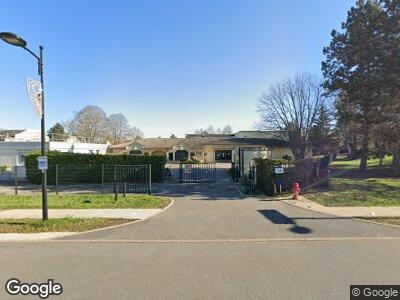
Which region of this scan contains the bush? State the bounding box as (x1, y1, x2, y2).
(254, 158, 289, 195)
(254, 158, 317, 195)
(180, 157, 201, 164)
(25, 151, 166, 184)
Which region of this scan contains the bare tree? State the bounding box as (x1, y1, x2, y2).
(107, 113, 144, 144)
(257, 73, 325, 159)
(65, 105, 109, 143)
(194, 124, 233, 135)
(222, 125, 233, 134)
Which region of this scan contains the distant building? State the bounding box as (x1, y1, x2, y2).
(108, 131, 294, 175)
(0, 129, 109, 180)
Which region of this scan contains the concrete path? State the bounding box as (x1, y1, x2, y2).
(285, 197, 400, 218)
(0, 232, 76, 241)
(0, 208, 162, 220)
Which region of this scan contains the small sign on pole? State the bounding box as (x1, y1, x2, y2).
(37, 156, 48, 170)
(185, 165, 192, 173)
(274, 166, 284, 174)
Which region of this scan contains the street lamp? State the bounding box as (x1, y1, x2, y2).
(0, 32, 48, 221)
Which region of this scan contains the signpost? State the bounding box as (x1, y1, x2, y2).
(274, 166, 285, 194)
(37, 156, 48, 170)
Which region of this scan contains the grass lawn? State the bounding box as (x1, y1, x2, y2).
(305, 177, 400, 206)
(330, 155, 392, 170)
(0, 217, 132, 233)
(0, 194, 171, 209)
(358, 217, 400, 227)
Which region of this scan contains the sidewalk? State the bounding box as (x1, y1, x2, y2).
(284, 197, 400, 218)
(0, 209, 162, 220)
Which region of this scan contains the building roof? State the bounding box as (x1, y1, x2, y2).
(0, 129, 25, 136)
(109, 136, 288, 150)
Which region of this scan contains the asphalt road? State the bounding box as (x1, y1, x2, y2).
(1, 169, 400, 299)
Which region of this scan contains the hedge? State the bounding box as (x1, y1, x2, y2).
(25, 151, 166, 184)
(254, 158, 317, 195)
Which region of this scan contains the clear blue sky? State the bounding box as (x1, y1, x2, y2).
(0, 0, 353, 138)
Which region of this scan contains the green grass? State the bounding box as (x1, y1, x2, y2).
(329, 155, 392, 170)
(306, 177, 400, 206)
(358, 217, 400, 226)
(0, 194, 171, 209)
(0, 217, 132, 233)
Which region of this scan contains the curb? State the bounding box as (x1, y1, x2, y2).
(58, 197, 175, 238)
(354, 217, 400, 229)
(0, 198, 175, 242)
(282, 198, 400, 229)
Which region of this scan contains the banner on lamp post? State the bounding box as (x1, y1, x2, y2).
(26, 77, 42, 119)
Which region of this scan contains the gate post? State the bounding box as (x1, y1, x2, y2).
(148, 164, 152, 194)
(101, 164, 104, 194)
(55, 164, 59, 195)
(14, 166, 18, 196)
(113, 165, 117, 195)
(179, 163, 183, 183)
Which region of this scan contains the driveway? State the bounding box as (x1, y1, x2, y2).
(64, 168, 400, 241)
(1, 168, 400, 299)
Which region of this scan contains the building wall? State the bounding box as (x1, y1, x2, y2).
(270, 147, 294, 160)
(0, 141, 109, 168)
(49, 141, 108, 154)
(0, 142, 44, 167)
(241, 149, 270, 175)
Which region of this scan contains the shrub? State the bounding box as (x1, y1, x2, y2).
(254, 158, 317, 195)
(25, 151, 166, 184)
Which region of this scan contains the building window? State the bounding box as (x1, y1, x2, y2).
(215, 150, 232, 161)
(190, 152, 195, 157)
(18, 153, 25, 165)
(168, 153, 174, 160)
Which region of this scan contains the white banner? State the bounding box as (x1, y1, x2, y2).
(26, 77, 42, 118)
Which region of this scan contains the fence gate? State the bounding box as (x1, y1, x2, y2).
(179, 163, 216, 183)
(115, 165, 151, 194)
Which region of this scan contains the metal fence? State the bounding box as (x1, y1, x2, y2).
(0, 164, 152, 195)
(164, 163, 216, 183)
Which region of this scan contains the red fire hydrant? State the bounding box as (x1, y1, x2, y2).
(292, 182, 301, 200)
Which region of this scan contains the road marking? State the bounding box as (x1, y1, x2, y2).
(2, 236, 400, 243)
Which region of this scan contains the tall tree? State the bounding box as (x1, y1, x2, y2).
(380, 0, 400, 171)
(65, 105, 109, 143)
(310, 105, 333, 155)
(322, 0, 389, 171)
(257, 73, 325, 159)
(106, 113, 143, 144)
(47, 123, 67, 141)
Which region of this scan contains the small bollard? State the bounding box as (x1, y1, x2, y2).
(114, 185, 118, 201)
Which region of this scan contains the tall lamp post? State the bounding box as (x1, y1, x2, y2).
(0, 32, 48, 221)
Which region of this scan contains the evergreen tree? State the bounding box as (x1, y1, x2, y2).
(322, 0, 389, 171)
(47, 123, 67, 141)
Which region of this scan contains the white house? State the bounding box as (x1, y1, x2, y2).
(0, 129, 109, 180)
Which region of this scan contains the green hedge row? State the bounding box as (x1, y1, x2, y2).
(25, 151, 166, 184)
(254, 158, 316, 195)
